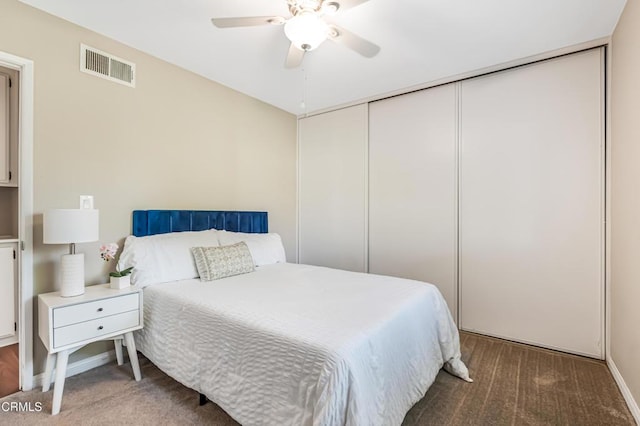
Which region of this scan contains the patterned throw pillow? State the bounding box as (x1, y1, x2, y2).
(191, 242, 255, 281)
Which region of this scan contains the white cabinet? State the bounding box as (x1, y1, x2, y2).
(0, 70, 17, 187)
(458, 49, 603, 357)
(369, 84, 458, 319)
(298, 104, 368, 272)
(0, 243, 16, 340)
(0, 74, 9, 185)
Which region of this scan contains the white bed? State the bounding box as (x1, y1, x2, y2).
(134, 262, 470, 426)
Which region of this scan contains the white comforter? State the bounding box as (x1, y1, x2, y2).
(135, 263, 470, 426)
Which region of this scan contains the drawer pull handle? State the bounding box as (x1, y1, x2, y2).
(97, 308, 103, 312)
(98, 326, 104, 330)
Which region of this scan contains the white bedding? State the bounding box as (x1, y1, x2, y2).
(135, 263, 470, 426)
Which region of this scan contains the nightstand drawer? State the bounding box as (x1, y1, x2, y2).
(53, 293, 139, 328)
(53, 310, 140, 349)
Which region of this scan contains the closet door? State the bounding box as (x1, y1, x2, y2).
(298, 104, 368, 272)
(369, 84, 458, 319)
(459, 49, 603, 357)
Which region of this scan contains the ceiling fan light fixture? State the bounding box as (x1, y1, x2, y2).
(322, 2, 340, 15)
(284, 12, 329, 51)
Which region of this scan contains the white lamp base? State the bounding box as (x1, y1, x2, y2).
(60, 253, 85, 297)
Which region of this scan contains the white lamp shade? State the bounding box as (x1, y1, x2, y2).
(284, 12, 329, 51)
(43, 209, 99, 244)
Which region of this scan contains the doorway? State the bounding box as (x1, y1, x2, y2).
(0, 51, 34, 393)
(0, 65, 19, 397)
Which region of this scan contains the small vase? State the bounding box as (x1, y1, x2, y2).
(110, 275, 131, 289)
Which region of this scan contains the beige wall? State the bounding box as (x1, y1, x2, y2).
(0, 0, 297, 374)
(611, 0, 640, 418)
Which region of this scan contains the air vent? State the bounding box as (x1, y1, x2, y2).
(80, 44, 136, 88)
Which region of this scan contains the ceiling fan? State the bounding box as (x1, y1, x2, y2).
(211, 0, 380, 68)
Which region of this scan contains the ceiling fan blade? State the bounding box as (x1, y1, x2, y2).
(285, 43, 305, 69)
(328, 25, 380, 58)
(335, 0, 370, 12)
(211, 16, 285, 28)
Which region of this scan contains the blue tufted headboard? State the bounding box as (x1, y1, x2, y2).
(132, 210, 268, 237)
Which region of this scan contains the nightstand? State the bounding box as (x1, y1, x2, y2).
(38, 284, 143, 415)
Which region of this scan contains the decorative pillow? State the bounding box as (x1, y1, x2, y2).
(217, 231, 286, 267)
(191, 242, 255, 281)
(118, 229, 219, 288)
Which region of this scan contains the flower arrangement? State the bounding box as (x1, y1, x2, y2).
(99, 243, 133, 278)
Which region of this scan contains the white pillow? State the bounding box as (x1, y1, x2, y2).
(118, 229, 219, 287)
(217, 231, 286, 267)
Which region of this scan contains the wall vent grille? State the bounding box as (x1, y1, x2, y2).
(80, 44, 135, 88)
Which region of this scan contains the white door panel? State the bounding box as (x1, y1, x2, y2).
(459, 49, 603, 358)
(298, 105, 368, 272)
(369, 84, 458, 320)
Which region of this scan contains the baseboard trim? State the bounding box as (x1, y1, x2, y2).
(607, 357, 640, 424)
(32, 350, 117, 389)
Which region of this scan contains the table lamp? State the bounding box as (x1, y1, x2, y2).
(43, 209, 99, 297)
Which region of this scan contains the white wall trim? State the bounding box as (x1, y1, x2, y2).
(0, 50, 34, 392)
(32, 350, 117, 389)
(454, 81, 462, 326)
(607, 357, 640, 424)
(598, 46, 607, 360)
(362, 102, 369, 273)
(295, 118, 300, 264)
(605, 38, 613, 367)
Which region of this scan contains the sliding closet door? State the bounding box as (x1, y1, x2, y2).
(459, 49, 603, 357)
(298, 104, 367, 272)
(369, 84, 458, 319)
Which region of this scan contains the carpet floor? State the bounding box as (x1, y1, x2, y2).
(0, 332, 634, 425)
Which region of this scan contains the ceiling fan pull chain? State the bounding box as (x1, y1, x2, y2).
(300, 66, 308, 113)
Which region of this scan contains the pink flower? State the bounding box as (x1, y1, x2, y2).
(99, 243, 118, 262)
(99, 242, 132, 277)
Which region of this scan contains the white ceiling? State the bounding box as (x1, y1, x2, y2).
(20, 0, 626, 115)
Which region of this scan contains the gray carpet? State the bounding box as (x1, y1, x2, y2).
(0, 332, 634, 425)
